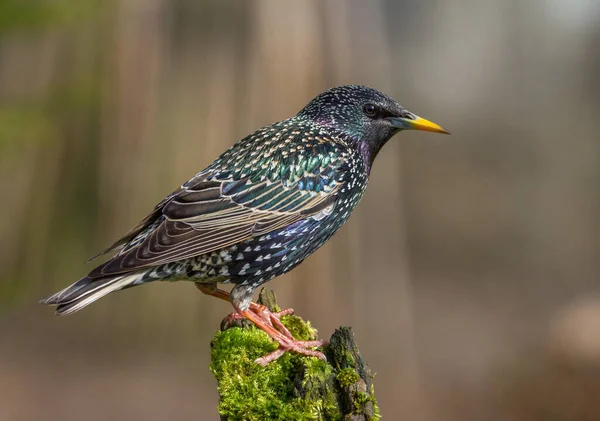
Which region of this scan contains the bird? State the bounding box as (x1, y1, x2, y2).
(41, 85, 448, 365)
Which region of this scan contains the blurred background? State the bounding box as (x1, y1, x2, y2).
(1, 0, 599, 420)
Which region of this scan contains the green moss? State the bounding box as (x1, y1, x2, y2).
(353, 392, 369, 411)
(336, 368, 360, 388)
(281, 315, 317, 341)
(326, 343, 356, 369)
(210, 317, 338, 421)
(371, 385, 381, 420)
(294, 358, 341, 420)
(352, 385, 380, 421)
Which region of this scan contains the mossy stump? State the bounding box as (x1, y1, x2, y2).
(210, 289, 380, 421)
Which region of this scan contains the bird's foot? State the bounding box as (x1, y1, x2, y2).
(255, 338, 328, 366)
(233, 305, 328, 365)
(250, 302, 296, 339)
(221, 302, 295, 339)
(196, 283, 327, 364)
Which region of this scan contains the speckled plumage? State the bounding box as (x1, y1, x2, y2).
(41, 85, 447, 318)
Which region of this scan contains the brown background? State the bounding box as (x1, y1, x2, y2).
(1, 1, 599, 420)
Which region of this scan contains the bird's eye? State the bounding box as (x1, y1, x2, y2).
(363, 103, 377, 117)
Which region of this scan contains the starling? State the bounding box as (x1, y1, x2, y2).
(41, 85, 448, 364)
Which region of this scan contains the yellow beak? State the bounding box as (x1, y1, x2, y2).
(389, 114, 450, 134)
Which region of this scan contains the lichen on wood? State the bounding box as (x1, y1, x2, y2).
(210, 289, 380, 421)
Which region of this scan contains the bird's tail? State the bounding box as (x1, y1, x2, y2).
(40, 272, 144, 315)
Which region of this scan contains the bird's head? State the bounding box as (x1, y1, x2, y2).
(298, 85, 449, 166)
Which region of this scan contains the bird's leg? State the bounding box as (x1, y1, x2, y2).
(194, 283, 295, 338)
(250, 304, 295, 339)
(232, 303, 327, 366)
(195, 283, 231, 301)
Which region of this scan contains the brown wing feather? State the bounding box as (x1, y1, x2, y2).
(88, 174, 340, 278)
(86, 187, 185, 262)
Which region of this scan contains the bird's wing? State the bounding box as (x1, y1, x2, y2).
(89, 133, 351, 278)
(86, 190, 183, 262)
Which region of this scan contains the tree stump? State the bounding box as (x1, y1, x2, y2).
(210, 289, 380, 421)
